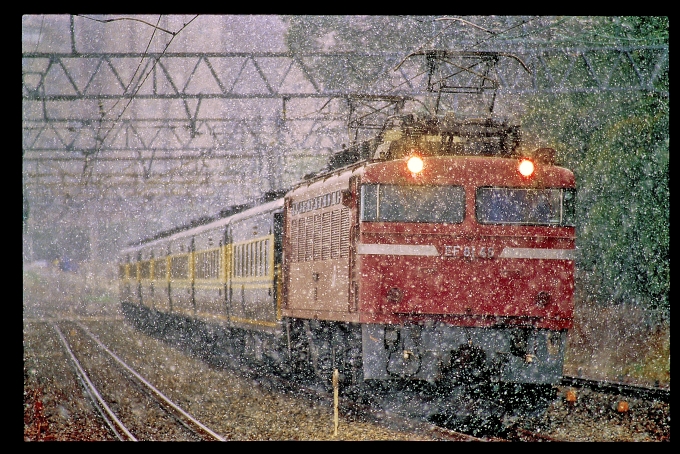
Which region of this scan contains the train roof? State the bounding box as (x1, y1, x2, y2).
(120, 197, 284, 255)
(298, 113, 523, 181)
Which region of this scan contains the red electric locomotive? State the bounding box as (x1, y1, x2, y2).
(281, 113, 575, 426)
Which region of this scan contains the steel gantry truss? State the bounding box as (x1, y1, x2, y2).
(21, 15, 668, 261)
(23, 46, 668, 193)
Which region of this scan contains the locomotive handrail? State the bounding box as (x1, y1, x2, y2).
(561, 375, 670, 403)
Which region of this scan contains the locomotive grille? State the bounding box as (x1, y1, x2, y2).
(321, 211, 331, 260)
(290, 207, 350, 262)
(313, 214, 322, 261)
(307, 216, 315, 261)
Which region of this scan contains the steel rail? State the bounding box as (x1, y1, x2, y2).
(74, 321, 227, 441)
(52, 323, 137, 441)
(561, 375, 669, 403)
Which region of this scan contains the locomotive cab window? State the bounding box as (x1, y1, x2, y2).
(476, 187, 576, 226)
(361, 184, 465, 223)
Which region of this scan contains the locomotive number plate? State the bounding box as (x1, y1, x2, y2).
(443, 245, 495, 259)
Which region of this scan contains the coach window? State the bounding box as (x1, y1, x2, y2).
(360, 184, 465, 223)
(140, 260, 151, 279)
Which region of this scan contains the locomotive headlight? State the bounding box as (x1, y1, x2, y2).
(407, 155, 424, 174)
(518, 158, 535, 177)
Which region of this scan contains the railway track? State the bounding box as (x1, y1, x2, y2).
(25, 316, 668, 441)
(211, 341, 488, 441)
(561, 376, 670, 403)
(30, 317, 460, 440)
(53, 321, 226, 441)
(212, 345, 668, 442)
(125, 313, 668, 442)
(121, 310, 495, 441)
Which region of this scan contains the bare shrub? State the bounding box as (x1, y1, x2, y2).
(565, 300, 670, 385)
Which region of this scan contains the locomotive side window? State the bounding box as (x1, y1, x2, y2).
(360, 184, 465, 223)
(476, 187, 576, 226)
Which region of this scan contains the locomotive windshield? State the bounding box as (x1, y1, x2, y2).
(476, 187, 576, 226)
(361, 184, 465, 223)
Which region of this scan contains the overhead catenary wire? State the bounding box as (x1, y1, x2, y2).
(74, 14, 199, 185)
